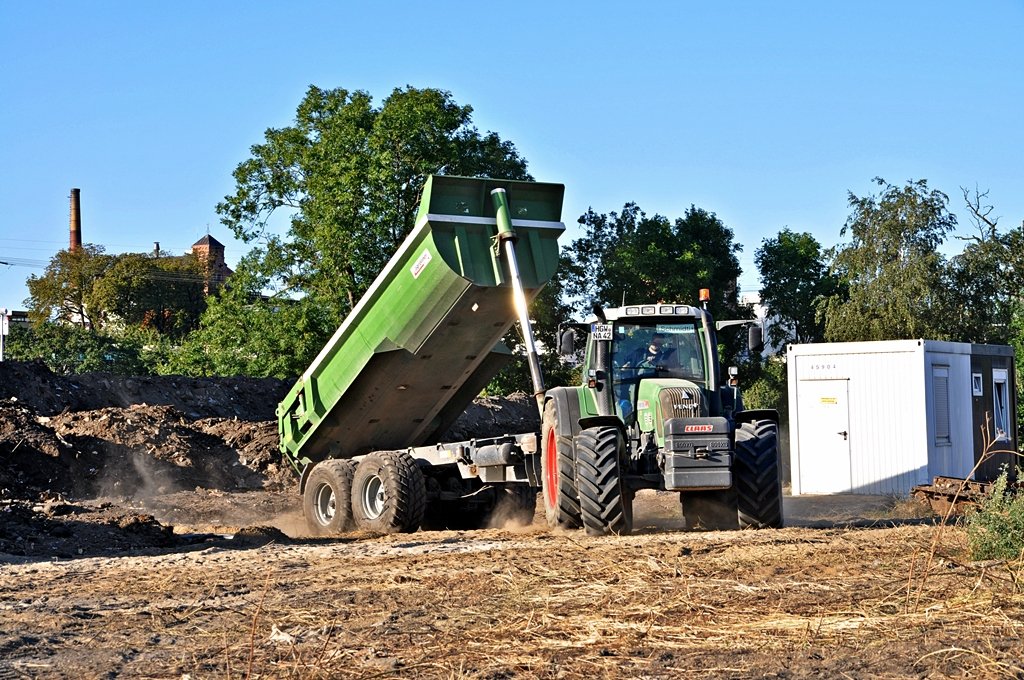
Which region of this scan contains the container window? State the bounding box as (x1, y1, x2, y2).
(993, 369, 1010, 441)
(932, 365, 950, 445)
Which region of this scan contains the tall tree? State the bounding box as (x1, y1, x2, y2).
(945, 187, 1024, 344)
(90, 252, 207, 338)
(26, 245, 113, 328)
(755, 228, 840, 348)
(217, 85, 531, 320)
(817, 178, 957, 342)
(163, 251, 336, 378)
(561, 203, 744, 318)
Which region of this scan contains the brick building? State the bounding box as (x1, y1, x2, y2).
(191, 235, 233, 294)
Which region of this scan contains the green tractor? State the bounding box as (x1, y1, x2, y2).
(541, 300, 783, 535)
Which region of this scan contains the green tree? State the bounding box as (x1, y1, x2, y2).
(90, 252, 206, 339)
(755, 228, 840, 349)
(561, 203, 744, 319)
(4, 321, 167, 375)
(817, 178, 957, 342)
(26, 245, 113, 328)
(161, 252, 336, 378)
(946, 188, 1024, 344)
(217, 85, 531, 320)
(1012, 305, 1024, 432)
(950, 188, 1024, 438)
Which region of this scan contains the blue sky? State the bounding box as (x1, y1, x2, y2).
(2, 1, 1022, 312)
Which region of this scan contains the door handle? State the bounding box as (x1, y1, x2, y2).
(838, 430, 848, 441)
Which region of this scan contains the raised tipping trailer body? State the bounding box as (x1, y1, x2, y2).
(277, 176, 564, 487)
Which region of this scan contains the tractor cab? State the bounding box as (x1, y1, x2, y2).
(610, 317, 708, 423)
(578, 304, 723, 449)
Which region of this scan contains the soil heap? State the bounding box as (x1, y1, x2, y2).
(0, 361, 539, 557)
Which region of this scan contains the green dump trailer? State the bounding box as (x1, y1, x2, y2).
(278, 175, 564, 535)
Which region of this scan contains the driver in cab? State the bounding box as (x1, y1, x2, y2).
(623, 332, 677, 370)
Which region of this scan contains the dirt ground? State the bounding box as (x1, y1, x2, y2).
(2, 360, 1023, 678)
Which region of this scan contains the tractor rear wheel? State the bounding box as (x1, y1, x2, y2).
(302, 459, 356, 536)
(680, 489, 739, 531)
(351, 451, 426, 533)
(734, 420, 783, 528)
(541, 400, 582, 529)
(574, 426, 632, 536)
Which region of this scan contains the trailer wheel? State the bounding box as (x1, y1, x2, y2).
(302, 459, 356, 536)
(541, 400, 582, 529)
(734, 420, 783, 529)
(574, 426, 632, 536)
(351, 451, 426, 533)
(680, 489, 739, 531)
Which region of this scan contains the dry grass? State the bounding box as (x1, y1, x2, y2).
(5, 522, 1024, 678)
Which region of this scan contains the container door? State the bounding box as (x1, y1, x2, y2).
(798, 379, 852, 493)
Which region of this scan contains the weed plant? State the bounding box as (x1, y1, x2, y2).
(966, 469, 1024, 561)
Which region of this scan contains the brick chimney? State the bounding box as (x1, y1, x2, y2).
(69, 188, 82, 251)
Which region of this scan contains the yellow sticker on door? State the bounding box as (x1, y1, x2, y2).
(820, 397, 837, 404)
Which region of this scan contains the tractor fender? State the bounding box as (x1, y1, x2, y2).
(734, 408, 779, 427)
(578, 415, 627, 440)
(546, 386, 583, 439)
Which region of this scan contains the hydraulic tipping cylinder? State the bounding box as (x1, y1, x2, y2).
(491, 187, 546, 417)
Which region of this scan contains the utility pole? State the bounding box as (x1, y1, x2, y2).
(0, 307, 9, 362)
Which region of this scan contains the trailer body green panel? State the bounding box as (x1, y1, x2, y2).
(277, 176, 564, 470)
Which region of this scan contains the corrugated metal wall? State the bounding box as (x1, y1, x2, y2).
(789, 341, 928, 495)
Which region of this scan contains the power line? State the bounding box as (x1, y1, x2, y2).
(0, 256, 47, 268)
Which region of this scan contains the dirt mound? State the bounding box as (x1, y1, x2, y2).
(0, 403, 81, 500)
(0, 499, 177, 557)
(0, 360, 541, 557)
(443, 392, 540, 440)
(0, 360, 291, 420)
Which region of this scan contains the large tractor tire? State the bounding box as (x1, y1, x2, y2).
(302, 459, 357, 536)
(734, 420, 784, 528)
(541, 400, 582, 529)
(351, 451, 426, 533)
(680, 489, 739, 531)
(574, 426, 633, 536)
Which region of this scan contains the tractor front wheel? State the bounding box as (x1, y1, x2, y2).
(575, 426, 632, 536)
(541, 400, 582, 529)
(734, 420, 783, 528)
(351, 451, 426, 533)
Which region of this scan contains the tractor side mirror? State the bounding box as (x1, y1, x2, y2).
(748, 325, 764, 354)
(558, 329, 576, 356)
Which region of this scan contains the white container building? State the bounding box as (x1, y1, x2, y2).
(787, 340, 1017, 496)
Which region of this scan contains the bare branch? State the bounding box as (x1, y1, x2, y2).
(959, 185, 1000, 241)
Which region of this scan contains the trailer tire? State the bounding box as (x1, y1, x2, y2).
(541, 400, 582, 529)
(351, 451, 426, 533)
(302, 459, 356, 536)
(734, 420, 783, 529)
(575, 426, 632, 536)
(680, 489, 739, 531)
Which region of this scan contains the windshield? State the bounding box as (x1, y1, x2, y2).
(611, 321, 706, 417)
